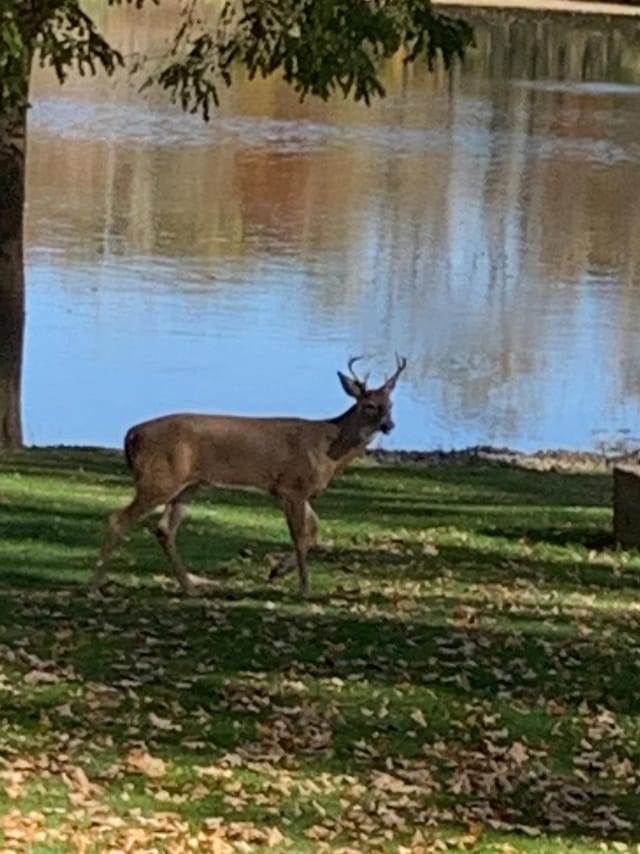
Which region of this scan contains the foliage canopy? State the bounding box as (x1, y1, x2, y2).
(1, 0, 473, 118)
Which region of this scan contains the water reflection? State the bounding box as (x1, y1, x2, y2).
(24, 8, 640, 451)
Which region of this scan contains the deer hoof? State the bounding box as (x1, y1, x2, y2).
(183, 573, 216, 596)
(298, 585, 311, 600)
(88, 575, 122, 595)
(182, 584, 202, 599)
(267, 553, 296, 581)
(267, 564, 286, 582)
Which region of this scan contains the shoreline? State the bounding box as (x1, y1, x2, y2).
(433, 0, 640, 16)
(15, 443, 639, 473)
(367, 446, 638, 472)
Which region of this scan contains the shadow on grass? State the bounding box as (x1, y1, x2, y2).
(2, 445, 126, 478)
(1, 448, 638, 842)
(1, 586, 638, 714)
(0, 587, 638, 838)
(336, 461, 611, 504)
(0, 447, 623, 600)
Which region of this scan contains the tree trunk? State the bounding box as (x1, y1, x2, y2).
(0, 109, 26, 449)
(613, 464, 640, 548)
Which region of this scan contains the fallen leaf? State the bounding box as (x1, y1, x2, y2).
(410, 708, 427, 728)
(148, 712, 180, 731)
(24, 669, 59, 685)
(126, 747, 167, 778)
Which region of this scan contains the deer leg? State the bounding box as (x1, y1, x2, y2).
(155, 486, 200, 596)
(269, 502, 319, 583)
(281, 499, 318, 597)
(305, 502, 320, 550)
(90, 491, 161, 590)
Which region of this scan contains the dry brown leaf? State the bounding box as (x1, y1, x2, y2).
(508, 741, 529, 765)
(126, 747, 167, 778)
(148, 711, 179, 731)
(0, 770, 25, 800)
(266, 826, 285, 847)
(24, 669, 59, 685)
(410, 708, 427, 728)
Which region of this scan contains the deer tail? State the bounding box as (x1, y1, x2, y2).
(124, 426, 142, 471)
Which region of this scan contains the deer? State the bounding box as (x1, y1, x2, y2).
(90, 355, 407, 598)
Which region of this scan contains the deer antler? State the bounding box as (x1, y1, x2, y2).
(347, 356, 362, 378)
(347, 356, 369, 390)
(385, 353, 407, 389)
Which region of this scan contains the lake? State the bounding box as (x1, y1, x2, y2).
(25, 5, 640, 453)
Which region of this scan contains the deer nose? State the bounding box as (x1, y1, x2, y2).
(381, 418, 395, 434)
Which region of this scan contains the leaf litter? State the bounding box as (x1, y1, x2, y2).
(0, 452, 639, 851)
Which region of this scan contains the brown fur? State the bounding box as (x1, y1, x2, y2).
(91, 358, 406, 597)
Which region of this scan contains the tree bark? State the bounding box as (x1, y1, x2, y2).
(613, 464, 640, 548)
(0, 109, 26, 449)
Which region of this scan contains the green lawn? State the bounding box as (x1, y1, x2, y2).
(0, 447, 638, 853)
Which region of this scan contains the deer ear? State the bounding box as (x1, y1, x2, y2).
(337, 371, 364, 399)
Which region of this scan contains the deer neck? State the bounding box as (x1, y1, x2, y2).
(327, 405, 374, 462)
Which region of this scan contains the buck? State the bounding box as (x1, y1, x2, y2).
(91, 355, 407, 597)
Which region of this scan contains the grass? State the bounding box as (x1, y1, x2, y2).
(0, 446, 639, 852)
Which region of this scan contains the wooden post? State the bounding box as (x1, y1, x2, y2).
(613, 464, 640, 548)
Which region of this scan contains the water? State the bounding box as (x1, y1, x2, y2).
(24, 7, 640, 453)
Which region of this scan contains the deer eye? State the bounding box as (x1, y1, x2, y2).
(363, 402, 380, 415)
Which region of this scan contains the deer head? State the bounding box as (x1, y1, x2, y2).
(337, 354, 407, 439)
